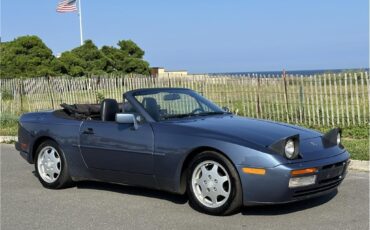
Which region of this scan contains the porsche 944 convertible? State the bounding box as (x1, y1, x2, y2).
(15, 88, 349, 215)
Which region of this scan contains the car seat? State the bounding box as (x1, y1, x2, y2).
(142, 97, 160, 121)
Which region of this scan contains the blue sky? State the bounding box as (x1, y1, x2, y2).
(1, 0, 369, 73)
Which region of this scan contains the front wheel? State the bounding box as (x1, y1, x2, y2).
(35, 140, 73, 189)
(187, 151, 242, 215)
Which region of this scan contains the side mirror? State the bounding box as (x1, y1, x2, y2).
(116, 113, 138, 130)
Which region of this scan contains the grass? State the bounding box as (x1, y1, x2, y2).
(342, 138, 368, 161)
(305, 125, 369, 161)
(1, 113, 368, 160)
(0, 113, 18, 136)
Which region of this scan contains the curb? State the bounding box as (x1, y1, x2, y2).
(349, 160, 369, 172)
(0, 136, 369, 172)
(0, 136, 17, 143)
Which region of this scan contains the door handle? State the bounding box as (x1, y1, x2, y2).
(82, 128, 95, 135)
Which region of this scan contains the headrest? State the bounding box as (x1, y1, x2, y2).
(100, 99, 119, 121)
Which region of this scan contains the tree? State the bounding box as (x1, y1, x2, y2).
(58, 40, 109, 76)
(0, 36, 59, 78)
(59, 39, 150, 76)
(101, 40, 150, 75)
(58, 51, 86, 77)
(117, 40, 145, 58)
(1, 36, 151, 78)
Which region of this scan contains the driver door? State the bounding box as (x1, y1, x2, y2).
(79, 118, 154, 175)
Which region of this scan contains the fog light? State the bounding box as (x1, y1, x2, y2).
(289, 175, 317, 188)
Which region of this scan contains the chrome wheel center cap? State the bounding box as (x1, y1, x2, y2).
(207, 180, 214, 188)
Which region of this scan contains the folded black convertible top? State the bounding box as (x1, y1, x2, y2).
(60, 103, 100, 119)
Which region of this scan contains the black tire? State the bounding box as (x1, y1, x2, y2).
(186, 151, 243, 215)
(34, 140, 73, 189)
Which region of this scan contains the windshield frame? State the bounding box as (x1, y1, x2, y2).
(127, 88, 227, 122)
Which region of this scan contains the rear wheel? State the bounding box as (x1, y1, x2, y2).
(187, 151, 242, 215)
(35, 140, 73, 189)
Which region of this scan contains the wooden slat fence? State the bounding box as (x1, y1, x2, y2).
(0, 72, 369, 127)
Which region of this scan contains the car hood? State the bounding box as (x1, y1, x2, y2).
(163, 115, 346, 163)
(167, 115, 321, 147)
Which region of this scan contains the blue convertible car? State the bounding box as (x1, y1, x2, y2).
(16, 88, 349, 215)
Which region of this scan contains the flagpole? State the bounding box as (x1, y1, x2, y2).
(78, 0, 83, 45)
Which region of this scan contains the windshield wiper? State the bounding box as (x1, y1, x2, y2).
(196, 111, 230, 116)
(162, 113, 194, 120)
(162, 111, 230, 120)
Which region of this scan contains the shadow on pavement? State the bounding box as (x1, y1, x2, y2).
(32, 170, 337, 215)
(76, 180, 188, 205)
(241, 190, 338, 215)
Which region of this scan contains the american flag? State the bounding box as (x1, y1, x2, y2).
(56, 0, 77, 13)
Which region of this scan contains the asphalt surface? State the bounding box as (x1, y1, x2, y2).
(1, 144, 369, 230)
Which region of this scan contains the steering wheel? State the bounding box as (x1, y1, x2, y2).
(190, 108, 203, 115)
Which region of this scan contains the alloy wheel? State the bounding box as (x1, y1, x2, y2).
(37, 146, 62, 183)
(191, 160, 231, 208)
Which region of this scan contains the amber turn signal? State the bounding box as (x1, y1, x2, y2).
(291, 168, 317, 176)
(242, 167, 266, 175)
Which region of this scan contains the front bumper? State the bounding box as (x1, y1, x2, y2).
(238, 151, 350, 206)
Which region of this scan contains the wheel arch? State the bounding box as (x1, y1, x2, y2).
(178, 146, 240, 194)
(31, 136, 58, 163)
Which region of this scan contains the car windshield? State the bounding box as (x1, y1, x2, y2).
(133, 89, 227, 121)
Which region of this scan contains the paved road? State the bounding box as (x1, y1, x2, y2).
(1, 144, 369, 230)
